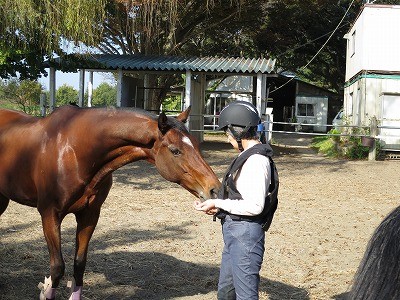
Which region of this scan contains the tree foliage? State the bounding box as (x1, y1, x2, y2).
(0, 0, 107, 79)
(99, 0, 264, 56)
(0, 79, 43, 114)
(256, 0, 400, 94)
(91, 82, 117, 107)
(98, 0, 265, 109)
(56, 84, 79, 106)
(3, 0, 400, 108)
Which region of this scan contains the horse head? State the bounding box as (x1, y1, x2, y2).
(153, 107, 220, 200)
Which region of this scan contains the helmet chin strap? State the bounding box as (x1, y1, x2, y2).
(228, 125, 250, 152)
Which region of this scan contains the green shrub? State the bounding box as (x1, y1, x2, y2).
(311, 132, 339, 158)
(312, 129, 372, 160)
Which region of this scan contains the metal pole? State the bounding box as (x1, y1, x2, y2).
(265, 115, 271, 143)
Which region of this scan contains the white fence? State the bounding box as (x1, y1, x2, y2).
(195, 114, 400, 160)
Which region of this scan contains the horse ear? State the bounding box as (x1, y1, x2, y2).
(158, 112, 170, 134)
(176, 106, 191, 123)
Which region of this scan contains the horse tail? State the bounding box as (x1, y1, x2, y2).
(348, 205, 400, 300)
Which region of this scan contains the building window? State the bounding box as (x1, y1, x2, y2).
(297, 103, 315, 117)
(348, 91, 353, 116)
(351, 31, 356, 57)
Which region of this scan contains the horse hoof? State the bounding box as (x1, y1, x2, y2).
(38, 276, 55, 300)
(67, 279, 82, 300)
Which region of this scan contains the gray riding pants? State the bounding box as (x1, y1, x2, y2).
(217, 215, 265, 300)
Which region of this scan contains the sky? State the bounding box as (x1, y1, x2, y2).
(39, 69, 115, 91)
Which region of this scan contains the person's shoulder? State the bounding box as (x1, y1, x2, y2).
(246, 153, 270, 165)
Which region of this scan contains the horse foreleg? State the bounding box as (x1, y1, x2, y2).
(39, 210, 65, 300)
(69, 206, 101, 299)
(71, 176, 112, 299)
(0, 195, 9, 216)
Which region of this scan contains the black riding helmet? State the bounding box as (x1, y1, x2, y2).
(218, 100, 261, 151)
(218, 100, 261, 130)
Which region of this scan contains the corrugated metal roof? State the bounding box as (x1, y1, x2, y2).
(48, 54, 276, 74)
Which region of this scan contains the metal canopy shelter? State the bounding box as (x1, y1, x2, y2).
(46, 54, 276, 141)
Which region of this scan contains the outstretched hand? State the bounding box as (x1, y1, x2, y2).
(193, 199, 218, 215)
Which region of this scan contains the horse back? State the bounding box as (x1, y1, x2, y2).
(0, 108, 37, 127)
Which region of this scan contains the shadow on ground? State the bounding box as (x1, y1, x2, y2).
(0, 220, 310, 300)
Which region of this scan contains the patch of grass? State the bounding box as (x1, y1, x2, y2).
(311, 134, 339, 157)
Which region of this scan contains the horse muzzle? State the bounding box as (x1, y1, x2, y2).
(198, 187, 219, 201)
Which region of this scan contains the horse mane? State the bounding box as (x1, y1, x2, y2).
(349, 205, 400, 299)
(120, 107, 189, 134)
(53, 105, 189, 134)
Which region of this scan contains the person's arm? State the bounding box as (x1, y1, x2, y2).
(194, 155, 270, 216)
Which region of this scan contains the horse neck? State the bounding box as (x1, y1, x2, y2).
(94, 109, 158, 158)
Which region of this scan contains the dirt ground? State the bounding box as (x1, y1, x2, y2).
(1, 133, 399, 300)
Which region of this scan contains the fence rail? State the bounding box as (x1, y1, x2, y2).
(193, 114, 400, 160)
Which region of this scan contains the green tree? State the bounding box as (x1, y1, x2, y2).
(254, 0, 400, 94)
(96, 0, 266, 110)
(56, 84, 79, 106)
(5, 0, 400, 110)
(0, 0, 107, 79)
(1, 0, 265, 110)
(1, 79, 43, 114)
(91, 82, 116, 107)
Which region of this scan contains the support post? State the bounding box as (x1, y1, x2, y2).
(184, 70, 192, 114)
(78, 69, 85, 107)
(368, 116, 378, 161)
(49, 67, 56, 112)
(40, 93, 47, 117)
(264, 114, 271, 143)
(116, 69, 123, 107)
(144, 74, 150, 110)
(184, 70, 204, 141)
(87, 71, 93, 107)
(256, 72, 263, 117)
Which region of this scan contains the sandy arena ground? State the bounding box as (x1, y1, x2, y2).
(0, 133, 399, 299)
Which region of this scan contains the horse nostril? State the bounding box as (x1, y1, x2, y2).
(199, 194, 206, 202)
(210, 188, 219, 199)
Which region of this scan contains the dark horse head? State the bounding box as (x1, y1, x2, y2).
(348, 205, 400, 300)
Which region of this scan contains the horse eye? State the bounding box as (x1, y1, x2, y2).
(169, 146, 181, 156)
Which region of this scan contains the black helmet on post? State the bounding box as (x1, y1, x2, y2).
(218, 100, 261, 131)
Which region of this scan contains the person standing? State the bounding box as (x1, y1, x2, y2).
(194, 100, 279, 300)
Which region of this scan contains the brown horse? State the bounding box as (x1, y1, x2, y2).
(0, 105, 220, 300)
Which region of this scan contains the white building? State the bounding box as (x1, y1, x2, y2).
(344, 4, 400, 150)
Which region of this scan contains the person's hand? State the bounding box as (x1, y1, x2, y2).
(193, 199, 218, 215)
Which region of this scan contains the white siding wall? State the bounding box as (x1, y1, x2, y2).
(345, 5, 400, 81)
(346, 77, 400, 120)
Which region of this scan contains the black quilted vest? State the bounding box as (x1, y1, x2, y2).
(215, 143, 279, 232)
